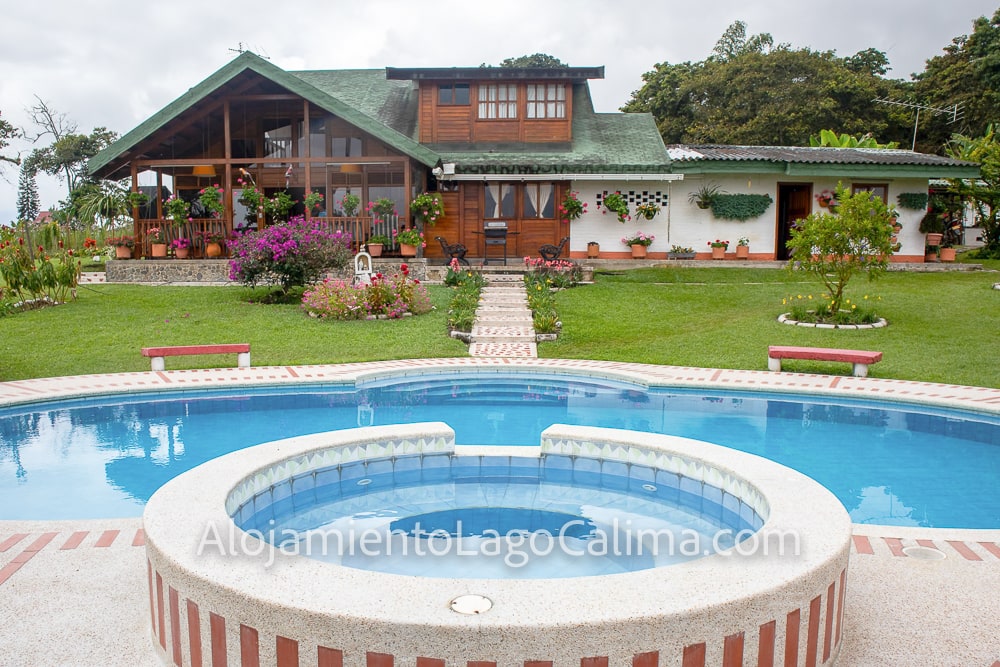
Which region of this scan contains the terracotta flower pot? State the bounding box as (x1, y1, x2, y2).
(151, 243, 167, 258)
(399, 243, 417, 257)
(175, 248, 190, 259)
(735, 245, 749, 259)
(630, 244, 647, 259)
(205, 242, 223, 258)
(938, 247, 956, 262)
(368, 243, 384, 257)
(115, 246, 132, 259)
(711, 246, 726, 260)
(925, 233, 943, 246)
(587, 243, 600, 258)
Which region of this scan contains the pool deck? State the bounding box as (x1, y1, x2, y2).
(1, 359, 998, 666)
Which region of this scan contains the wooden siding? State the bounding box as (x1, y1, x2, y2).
(418, 82, 572, 143)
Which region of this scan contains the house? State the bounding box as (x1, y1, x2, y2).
(90, 52, 978, 263)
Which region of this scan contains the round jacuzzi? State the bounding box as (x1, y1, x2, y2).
(143, 422, 852, 666)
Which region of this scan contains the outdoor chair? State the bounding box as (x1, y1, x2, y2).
(538, 236, 570, 261)
(436, 236, 469, 265)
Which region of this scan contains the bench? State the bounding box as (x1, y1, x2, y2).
(141, 343, 250, 371)
(767, 345, 882, 378)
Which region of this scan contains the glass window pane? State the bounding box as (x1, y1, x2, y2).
(455, 84, 470, 105)
(499, 184, 515, 217)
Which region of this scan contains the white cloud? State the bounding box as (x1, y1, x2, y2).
(1, 0, 997, 222)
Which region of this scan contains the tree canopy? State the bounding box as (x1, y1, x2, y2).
(497, 54, 568, 68)
(0, 110, 19, 169)
(945, 125, 1000, 254)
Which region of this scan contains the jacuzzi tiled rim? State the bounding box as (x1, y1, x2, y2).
(143, 422, 852, 667)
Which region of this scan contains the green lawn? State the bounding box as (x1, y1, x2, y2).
(2, 266, 998, 387)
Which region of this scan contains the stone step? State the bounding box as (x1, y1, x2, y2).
(475, 317, 535, 327)
(468, 342, 538, 358)
(470, 326, 536, 342)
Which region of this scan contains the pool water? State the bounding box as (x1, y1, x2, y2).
(235, 453, 761, 578)
(1, 373, 998, 527)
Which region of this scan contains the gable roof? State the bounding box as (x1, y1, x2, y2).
(90, 52, 440, 178)
(666, 145, 980, 179)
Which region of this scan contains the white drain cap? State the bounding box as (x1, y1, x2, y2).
(450, 594, 493, 614)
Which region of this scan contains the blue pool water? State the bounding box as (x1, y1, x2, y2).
(235, 453, 764, 578)
(1, 373, 998, 527)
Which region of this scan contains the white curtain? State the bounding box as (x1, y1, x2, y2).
(485, 182, 501, 218)
(539, 184, 554, 217)
(526, 184, 539, 217)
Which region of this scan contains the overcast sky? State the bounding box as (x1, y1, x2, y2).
(1, 0, 997, 224)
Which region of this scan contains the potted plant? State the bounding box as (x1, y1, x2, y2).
(171, 237, 192, 259)
(164, 195, 190, 225)
(265, 190, 296, 222)
(303, 191, 325, 217)
(148, 227, 168, 258)
(367, 198, 397, 219)
(198, 184, 226, 218)
(586, 241, 600, 258)
(736, 236, 750, 259)
(200, 230, 227, 258)
(919, 210, 945, 247)
(602, 192, 630, 223)
(688, 183, 721, 209)
(410, 192, 445, 225)
(126, 191, 150, 210)
(668, 245, 696, 259)
(394, 227, 425, 256)
(708, 239, 729, 259)
(815, 189, 836, 209)
(635, 202, 660, 220)
(367, 233, 390, 257)
(558, 190, 588, 223)
(622, 231, 654, 258)
(338, 193, 361, 217)
(237, 175, 265, 225)
(109, 236, 134, 259)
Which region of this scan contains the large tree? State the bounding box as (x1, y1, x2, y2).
(912, 9, 1000, 152)
(16, 162, 40, 222)
(22, 97, 117, 199)
(623, 21, 911, 146)
(0, 110, 20, 169)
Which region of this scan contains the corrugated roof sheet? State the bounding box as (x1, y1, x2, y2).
(666, 144, 977, 168)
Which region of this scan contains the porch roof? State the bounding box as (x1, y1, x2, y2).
(666, 145, 980, 179)
(89, 52, 440, 178)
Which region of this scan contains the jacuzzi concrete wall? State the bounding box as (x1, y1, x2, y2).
(143, 423, 853, 667)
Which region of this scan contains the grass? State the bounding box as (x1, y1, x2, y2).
(2, 266, 998, 387)
(542, 266, 1000, 388)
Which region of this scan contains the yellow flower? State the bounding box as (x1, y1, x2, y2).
(808, 295, 813, 300)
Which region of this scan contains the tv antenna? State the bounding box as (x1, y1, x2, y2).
(228, 42, 270, 60)
(873, 97, 964, 150)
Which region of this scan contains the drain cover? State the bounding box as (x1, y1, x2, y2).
(901, 546, 946, 560)
(450, 594, 493, 614)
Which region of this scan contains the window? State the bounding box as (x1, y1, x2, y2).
(522, 183, 555, 218)
(478, 84, 517, 119)
(331, 136, 363, 157)
(438, 83, 470, 105)
(484, 183, 515, 218)
(852, 183, 889, 202)
(526, 84, 566, 119)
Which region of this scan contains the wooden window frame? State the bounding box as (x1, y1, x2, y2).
(438, 83, 470, 106)
(477, 84, 518, 120)
(526, 83, 567, 119)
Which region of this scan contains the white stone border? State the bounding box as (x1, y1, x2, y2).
(778, 312, 888, 329)
(144, 422, 851, 666)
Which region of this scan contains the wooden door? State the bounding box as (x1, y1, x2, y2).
(777, 184, 812, 260)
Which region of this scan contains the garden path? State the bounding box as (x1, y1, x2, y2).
(468, 273, 537, 358)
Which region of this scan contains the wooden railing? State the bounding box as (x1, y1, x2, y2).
(135, 214, 407, 257)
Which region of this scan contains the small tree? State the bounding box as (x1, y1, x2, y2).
(945, 125, 1000, 256)
(16, 163, 40, 223)
(228, 216, 353, 299)
(786, 185, 895, 313)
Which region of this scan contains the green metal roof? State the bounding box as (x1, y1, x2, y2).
(431, 86, 670, 175)
(89, 52, 440, 177)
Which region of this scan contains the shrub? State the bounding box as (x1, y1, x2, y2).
(523, 257, 582, 289)
(228, 216, 353, 297)
(302, 263, 432, 320)
(0, 230, 80, 309)
(786, 184, 895, 313)
(443, 259, 486, 331)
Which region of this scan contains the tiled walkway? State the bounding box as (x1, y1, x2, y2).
(1, 360, 998, 665)
(468, 272, 537, 358)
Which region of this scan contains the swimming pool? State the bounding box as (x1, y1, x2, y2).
(2, 370, 998, 527)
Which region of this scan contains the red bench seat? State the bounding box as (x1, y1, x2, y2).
(767, 345, 882, 377)
(141, 344, 250, 371)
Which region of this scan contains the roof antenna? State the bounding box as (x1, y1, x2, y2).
(228, 43, 270, 60)
(872, 97, 964, 151)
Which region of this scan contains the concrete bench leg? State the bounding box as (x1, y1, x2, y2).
(237, 352, 251, 368)
(150, 357, 165, 372)
(767, 357, 782, 372)
(852, 363, 869, 378)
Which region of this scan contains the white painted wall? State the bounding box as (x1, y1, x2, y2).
(568, 176, 931, 258)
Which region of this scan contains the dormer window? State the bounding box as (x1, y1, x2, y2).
(526, 84, 566, 119)
(438, 83, 470, 105)
(478, 84, 518, 119)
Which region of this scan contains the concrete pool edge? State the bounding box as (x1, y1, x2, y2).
(143, 423, 852, 666)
